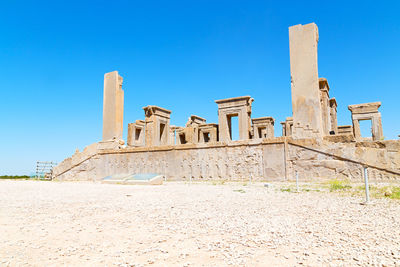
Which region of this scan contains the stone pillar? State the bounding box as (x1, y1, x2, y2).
(102, 71, 124, 141)
(169, 126, 181, 145)
(289, 23, 324, 139)
(281, 122, 287, 136)
(329, 98, 338, 134)
(372, 115, 383, 141)
(319, 78, 330, 135)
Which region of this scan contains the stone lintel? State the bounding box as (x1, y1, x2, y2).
(175, 127, 186, 134)
(135, 120, 145, 126)
(187, 115, 207, 125)
(252, 117, 275, 125)
(198, 123, 218, 130)
(215, 96, 254, 109)
(319, 77, 330, 92)
(143, 105, 171, 119)
(170, 125, 183, 131)
(329, 98, 337, 108)
(348, 102, 381, 114)
(280, 117, 293, 126)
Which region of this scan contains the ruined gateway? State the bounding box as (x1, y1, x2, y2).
(53, 23, 400, 182)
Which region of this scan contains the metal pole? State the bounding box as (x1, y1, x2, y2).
(250, 173, 252, 184)
(364, 167, 370, 203)
(190, 165, 192, 185)
(296, 171, 299, 193)
(283, 138, 288, 181)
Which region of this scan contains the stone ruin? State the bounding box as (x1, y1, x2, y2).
(53, 23, 400, 182)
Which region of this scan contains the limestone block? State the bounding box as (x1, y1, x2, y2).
(103, 71, 124, 141)
(289, 23, 324, 139)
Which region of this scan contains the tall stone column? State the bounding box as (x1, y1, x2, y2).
(289, 23, 324, 139)
(102, 71, 124, 141)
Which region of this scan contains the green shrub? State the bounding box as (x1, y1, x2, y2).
(329, 179, 352, 192)
(0, 175, 30, 179)
(233, 189, 246, 193)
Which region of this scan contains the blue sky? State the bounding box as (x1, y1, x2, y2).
(1, 0, 399, 174)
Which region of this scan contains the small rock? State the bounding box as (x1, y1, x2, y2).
(384, 189, 392, 197)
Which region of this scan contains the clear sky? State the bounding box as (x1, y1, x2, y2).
(1, 0, 399, 175)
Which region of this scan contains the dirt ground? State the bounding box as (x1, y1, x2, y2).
(0, 180, 399, 266)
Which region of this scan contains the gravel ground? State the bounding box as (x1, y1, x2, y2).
(0, 180, 399, 266)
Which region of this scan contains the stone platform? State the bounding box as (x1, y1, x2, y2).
(53, 137, 400, 182)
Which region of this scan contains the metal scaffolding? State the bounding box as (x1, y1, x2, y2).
(36, 161, 57, 180)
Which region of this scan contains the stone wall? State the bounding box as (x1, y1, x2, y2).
(53, 138, 400, 182)
(287, 139, 400, 181)
(54, 139, 285, 182)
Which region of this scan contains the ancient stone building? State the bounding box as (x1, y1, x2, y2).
(53, 23, 400, 182)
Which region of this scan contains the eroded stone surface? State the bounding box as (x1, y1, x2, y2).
(103, 71, 124, 141)
(53, 138, 400, 182)
(289, 23, 323, 139)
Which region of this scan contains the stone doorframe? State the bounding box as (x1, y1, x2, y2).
(127, 120, 145, 147)
(281, 117, 293, 137)
(348, 102, 383, 141)
(143, 105, 171, 147)
(252, 117, 275, 139)
(215, 96, 254, 142)
(198, 123, 218, 143)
